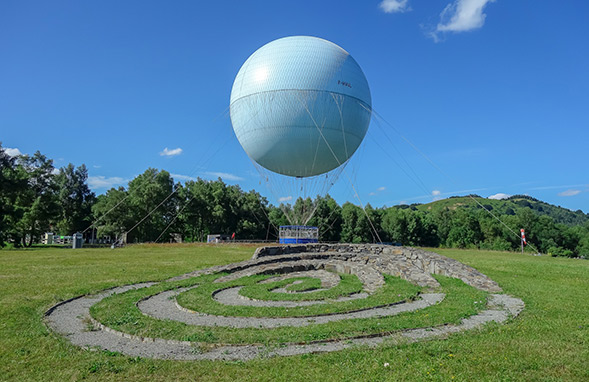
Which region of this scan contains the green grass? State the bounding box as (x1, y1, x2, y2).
(414, 195, 589, 226)
(284, 277, 322, 292)
(91, 273, 483, 344)
(239, 273, 363, 301)
(1, 244, 588, 381)
(171, 272, 419, 317)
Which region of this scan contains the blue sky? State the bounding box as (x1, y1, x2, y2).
(1, 0, 588, 213)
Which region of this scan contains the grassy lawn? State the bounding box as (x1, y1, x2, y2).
(172, 273, 420, 317)
(1, 244, 588, 381)
(238, 273, 364, 301)
(91, 273, 476, 344)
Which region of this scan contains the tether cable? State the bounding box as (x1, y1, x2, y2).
(366, 104, 540, 254)
(297, 91, 383, 243)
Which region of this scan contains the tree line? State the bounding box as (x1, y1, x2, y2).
(1, 143, 587, 257)
(0, 144, 95, 247)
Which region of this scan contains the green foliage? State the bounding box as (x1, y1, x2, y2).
(54, 163, 96, 235)
(178, 178, 269, 242)
(0, 143, 18, 246)
(306, 195, 342, 242)
(232, 273, 364, 302)
(340, 202, 363, 243)
(399, 196, 589, 257)
(445, 210, 483, 248)
(381, 208, 438, 246)
(1, 147, 59, 246)
(173, 272, 418, 318)
(0, 143, 98, 247)
(92, 270, 469, 343)
(1, 143, 587, 256)
(127, 168, 178, 242)
(92, 187, 133, 240)
(547, 246, 574, 258)
(417, 195, 589, 226)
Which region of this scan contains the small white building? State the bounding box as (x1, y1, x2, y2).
(42, 233, 54, 245)
(207, 234, 231, 243)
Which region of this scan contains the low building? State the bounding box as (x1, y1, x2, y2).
(279, 225, 318, 244)
(42, 233, 54, 245)
(207, 234, 232, 243)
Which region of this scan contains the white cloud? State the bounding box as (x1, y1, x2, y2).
(488, 192, 510, 200)
(203, 171, 244, 181)
(5, 147, 22, 157)
(51, 168, 60, 175)
(160, 147, 183, 157)
(93, 165, 101, 169)
(530, 184, 586, 191)
(88, 176, 127, 189)
(379, 0, 410, 13)
(558, 189, 581, 197)
(370, 186, 387, 197)
(431, 0, 495, 41)
(432, 190, 441, 196)
(278, 196, 293, 202)
(171, 173, 198, 182)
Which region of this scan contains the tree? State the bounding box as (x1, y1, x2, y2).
(382, 208, 436, 247)
(382, 208, 407, 244)
(432, 207, 454, 246)
(92, 187, 133, 241)
(307, 195, 342, 242)
(575, 222, 589, 257)
(0, 143, 20, 246)
(9, 151, 58, 246)
(233, 189, 269, 240)
(477, 211, 516, 251)
(54, 163, 96, 235)
(177, 179, 210, 242)
(363, 204, 383, 243)
(126, 169, 178, 242)
(268, 205, 289, 240)
(445, 209, 483, 248)
(420, 213, 440, 247)
(340, 202, 360, 243)
(340, 202, 377, 243)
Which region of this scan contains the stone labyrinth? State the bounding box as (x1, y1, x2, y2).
(45, 244, 524, 361)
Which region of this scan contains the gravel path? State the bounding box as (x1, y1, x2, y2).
(213, 286, 369, 307)
(213, 259, 385, 293)
(260, 270, 340, 289)
(139, 288, 443, 328)
(44, 244, 523, 361)
(45, 284, 523, 361)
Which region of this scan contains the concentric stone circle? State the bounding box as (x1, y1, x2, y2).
(44, 244, 524, 361)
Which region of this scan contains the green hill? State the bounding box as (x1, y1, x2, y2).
(408, 194, 588, 226)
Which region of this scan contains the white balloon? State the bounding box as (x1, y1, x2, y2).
(230, 36, 372, 178)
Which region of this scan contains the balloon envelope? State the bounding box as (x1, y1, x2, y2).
(230, 36, 371, 177)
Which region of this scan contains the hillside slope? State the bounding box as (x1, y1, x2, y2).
(410, 195, 588, 226)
